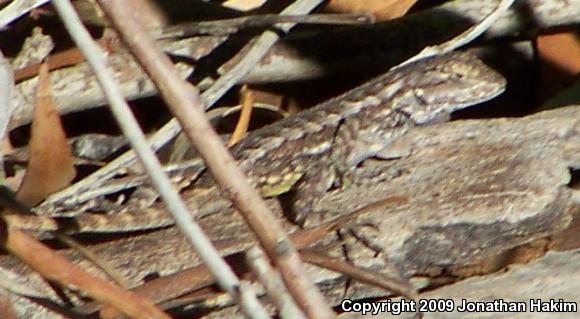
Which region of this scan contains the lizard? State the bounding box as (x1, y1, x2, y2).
(3, 106, 577, 318)
(2, 51, 506, 233)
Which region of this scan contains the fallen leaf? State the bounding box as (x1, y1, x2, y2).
(326, 0, 417, 20)
(16, 63, 76, 206)
(537, 31, 580, 103)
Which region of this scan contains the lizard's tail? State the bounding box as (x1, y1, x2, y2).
(2, 208, 175, 234)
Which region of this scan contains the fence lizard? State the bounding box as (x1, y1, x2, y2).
(4, 51, 506, 232)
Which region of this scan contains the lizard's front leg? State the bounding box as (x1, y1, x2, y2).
(291, 114, 413, 226)
(290, 158, 337, 226)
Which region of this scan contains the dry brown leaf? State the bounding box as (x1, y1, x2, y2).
(16, 63, 76, 206)
(326, 0, 417, 21)
(537, 31, 580, 102)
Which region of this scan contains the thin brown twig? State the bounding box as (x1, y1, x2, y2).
(96, 0, 334, 317)
(51, 0, 269, 317)
(300, 251, 416, 299)
(2, 227, 170, 319)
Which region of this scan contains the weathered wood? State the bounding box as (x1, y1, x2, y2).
(2, 106, 578, 318)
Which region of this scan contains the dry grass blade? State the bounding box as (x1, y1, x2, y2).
(228, 85, 254, 146)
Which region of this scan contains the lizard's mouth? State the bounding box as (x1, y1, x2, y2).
(444, 80, 507, 114)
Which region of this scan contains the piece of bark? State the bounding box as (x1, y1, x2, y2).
(11, 49, 198, 128)
(338, 248, 580, 319)
(1, 106, 578, 317)
(328, 107, 579, 276)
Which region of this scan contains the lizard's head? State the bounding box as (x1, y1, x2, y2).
(394, 52, 506, 125)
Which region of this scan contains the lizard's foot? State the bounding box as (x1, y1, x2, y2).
(344, 222, 384, 256)
(285, 161, 337, 227)
(291, 198, 335, 227)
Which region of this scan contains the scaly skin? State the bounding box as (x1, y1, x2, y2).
(4, 52, 506, 233)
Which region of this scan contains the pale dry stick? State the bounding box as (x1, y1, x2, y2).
(96, 0, 334, 318)
(0, 50, 13, 144)
(194, 0, 326, 124)
(0, 50, 13, 185)
(51, 1, 270, 318)
(43, 0, 326, 208)
(247, 247, 307, 319)
(399, 0, 515, 66)
(0, 0, 49, 28)
(54, 159, 205, 206)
